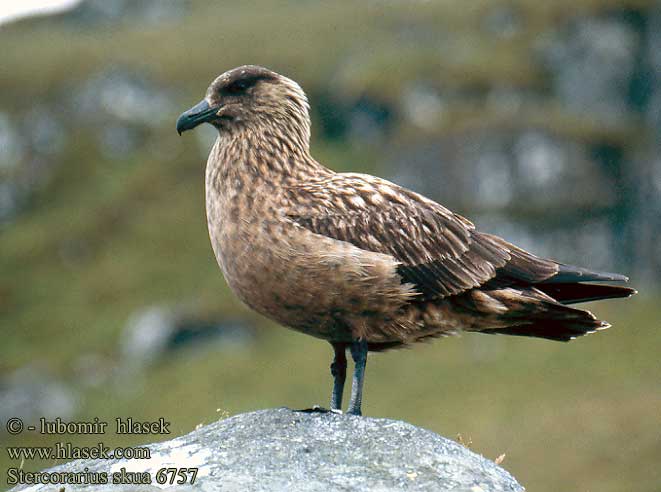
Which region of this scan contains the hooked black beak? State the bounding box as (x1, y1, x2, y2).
(176, 100, 219, 135)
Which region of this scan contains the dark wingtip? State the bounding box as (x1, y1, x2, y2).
(545, 264, 631, 284)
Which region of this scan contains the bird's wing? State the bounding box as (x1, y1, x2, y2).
(285, 173, 559, 299)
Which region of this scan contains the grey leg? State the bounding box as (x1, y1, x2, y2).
(347, 339, 368, 416)
(330, 342, 347, 411)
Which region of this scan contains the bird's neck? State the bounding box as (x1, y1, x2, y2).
(207, 125, 330, 189)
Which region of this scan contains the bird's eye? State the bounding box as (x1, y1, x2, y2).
(224, 79, 251, 95)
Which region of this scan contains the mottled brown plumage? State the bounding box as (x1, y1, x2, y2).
(177, 65, 635, 415)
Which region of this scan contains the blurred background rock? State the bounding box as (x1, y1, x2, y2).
(0, 1, 658, 491)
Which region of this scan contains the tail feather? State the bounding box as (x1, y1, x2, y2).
(491, 318, 609, 342)
(474, 286, 618, 342)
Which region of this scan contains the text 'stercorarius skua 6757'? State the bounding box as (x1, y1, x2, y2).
(177, 65, 635, 415)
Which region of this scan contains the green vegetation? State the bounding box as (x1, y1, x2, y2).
(1, 2, 659, 491)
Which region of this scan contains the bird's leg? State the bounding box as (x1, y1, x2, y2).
(347, 338, 368, 416)
(330, 342, 347, 411)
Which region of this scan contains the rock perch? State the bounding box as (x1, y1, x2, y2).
(9, 408, 525, 492)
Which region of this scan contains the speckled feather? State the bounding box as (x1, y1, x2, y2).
(191, 65, 634, 350)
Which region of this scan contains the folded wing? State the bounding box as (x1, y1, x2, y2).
(287, 174, 632, 303)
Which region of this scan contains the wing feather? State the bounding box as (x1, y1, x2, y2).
(286, 175, 519, 299)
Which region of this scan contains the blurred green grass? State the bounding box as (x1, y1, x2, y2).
(1, 1, 660, 491)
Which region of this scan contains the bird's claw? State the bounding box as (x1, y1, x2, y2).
(296, 405, 343, 415)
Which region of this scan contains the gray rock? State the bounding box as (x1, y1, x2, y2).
(0, 112, 25, 171)
(482, 4, 522, 39)
(0, 180, 22, 224)
(541, 15, 640, 122)
(400, 83, 447, 130)
(8, 408, 524, 492)
(22, 107, 67, 158)
(0, 365, 79, 428)
(71, 67, 173, 128)
(347, 95, 393, 143)
(120, 304, 254, 368)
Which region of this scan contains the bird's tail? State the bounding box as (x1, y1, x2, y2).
(490, 314, 608, 341)
(468, 287, 622, 342)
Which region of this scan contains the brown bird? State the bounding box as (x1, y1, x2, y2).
(176, 65, 635, 415)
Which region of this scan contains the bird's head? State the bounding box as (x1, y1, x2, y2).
(176, 65, 310, 145)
